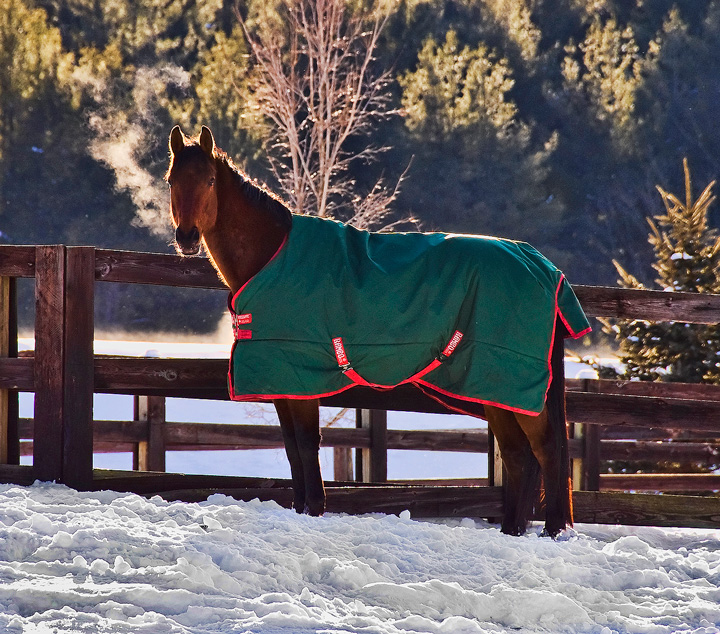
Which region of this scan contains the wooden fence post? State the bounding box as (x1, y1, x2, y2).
(355, 409, 387, 482)
(6, 277, 18, 465)
(33, 246, 66, 482)
(487, 428, 505, 523)
(583, 424, 602, 491)
(134, 395, 166, 472)
(333, 447, 353, 481)
(0, 276, 18, 464)
(62, 247, 95, 490)
(33, 246, 95, 488)
(572, 422, 584, 491)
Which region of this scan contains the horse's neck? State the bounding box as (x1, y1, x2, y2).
(203, 166, 289, 295)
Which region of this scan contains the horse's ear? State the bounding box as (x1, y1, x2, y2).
(169, 125, 185, 156)
(199, 126, 215, 157)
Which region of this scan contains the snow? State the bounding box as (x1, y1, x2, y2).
(6, 339, 720, 633)
(0, 483, 718, 633)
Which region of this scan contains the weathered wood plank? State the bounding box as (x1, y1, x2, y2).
(0, 358, 33, 390)
(602, 439, 720, 462)
(94, 357, 229, 398)
(33, 246, 65, 482)
(62, 247, 95, 490)
(0, 464, 35, 485)
(93, 420, 147, 443)
(0, 246, 35, 278)
(325, 484, 503, 517)
(163, 422, 372, 449)
(599, 425, 715, 441)
(92, 470, 291, 494)
(113, 479, 504, 518)
(567, 392, 720, 432)
(95, 249, 225, 289)
(386, 429, 488, 452)
(600, 473, 720, 492)
(573, 490, 720, 528)
(574, 285, 720, 323)
(567, 377, 720, 402)
(163, 421, 284, 446)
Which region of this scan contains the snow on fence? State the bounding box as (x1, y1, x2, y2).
(0, 244, 719, 528)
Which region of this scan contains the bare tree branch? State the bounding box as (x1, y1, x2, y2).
(235, 0, 403, 227)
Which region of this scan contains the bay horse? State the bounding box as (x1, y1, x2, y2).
(166, 125, 584, 537)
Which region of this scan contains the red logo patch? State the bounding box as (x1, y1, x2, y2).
(332, 337, 349, 367)
(441, 331, 464, 357)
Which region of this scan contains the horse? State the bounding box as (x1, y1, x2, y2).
(166, 125, 589, 537)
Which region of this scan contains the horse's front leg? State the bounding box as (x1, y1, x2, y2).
(274, 399, 325, 516)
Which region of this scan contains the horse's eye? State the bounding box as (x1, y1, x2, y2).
(209, 177, 216, 188)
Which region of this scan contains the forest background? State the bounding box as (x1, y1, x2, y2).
(2, 0, 718, 336)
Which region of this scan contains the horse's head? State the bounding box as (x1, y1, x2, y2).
(166, 125, 218, 256)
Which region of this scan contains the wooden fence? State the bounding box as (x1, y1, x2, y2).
(0, 244, 719, 528)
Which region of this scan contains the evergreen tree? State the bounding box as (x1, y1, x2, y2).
(592, 159, 720, 478)
(604, 159, 720, 383)
(397, 29, 563, 251)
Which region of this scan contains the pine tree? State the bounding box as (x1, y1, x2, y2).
(606, 159, 720, 384)
(594, 159, 720, 478)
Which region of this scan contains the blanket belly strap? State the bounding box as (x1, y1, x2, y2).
(332, 331, 462, 390)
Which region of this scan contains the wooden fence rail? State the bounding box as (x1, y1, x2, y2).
(0, 244, 719, 528)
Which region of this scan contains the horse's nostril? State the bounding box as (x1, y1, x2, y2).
(175, 226, 201, 255)
(176, 226, 200, 244)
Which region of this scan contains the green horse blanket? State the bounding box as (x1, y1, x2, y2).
(228, 214, 590, 416)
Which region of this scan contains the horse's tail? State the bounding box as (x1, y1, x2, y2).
(546, 316, 573, 528)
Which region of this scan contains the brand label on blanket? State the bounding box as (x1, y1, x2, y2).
(332, 337, 350, 367)
(441, 330, 464, 357)
(231, 313, 253, 341)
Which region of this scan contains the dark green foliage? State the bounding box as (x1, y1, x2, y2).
(596, 159, 720, 476)
(607, 159, 720, 383)
(3, 0, 720, 333)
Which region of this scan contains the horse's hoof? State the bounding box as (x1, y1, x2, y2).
(540, 525, 564, 539)
(303, 502, 325, 517)
(500, 524, 526, 537)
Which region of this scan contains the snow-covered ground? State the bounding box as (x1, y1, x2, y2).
(0, 483, 718, 633)
(6, 338, 718, 633)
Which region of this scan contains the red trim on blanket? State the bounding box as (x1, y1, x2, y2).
(414, 379, 541, 416)
(227, 234, 290, 399)
(230, 233, 289, 307)
(556, 274, 592, 340)
(227, 376, 539, 417)
(331, 332, 461, 390)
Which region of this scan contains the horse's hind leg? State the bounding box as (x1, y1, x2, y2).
(485, 405, 541, 536)
(274, 399, 325, 516)
(514, 408, 572, 537)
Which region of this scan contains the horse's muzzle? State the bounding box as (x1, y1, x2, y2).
(175, 226, 201, 256)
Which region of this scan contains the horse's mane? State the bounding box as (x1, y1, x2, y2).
(213, 146, 293, 230)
